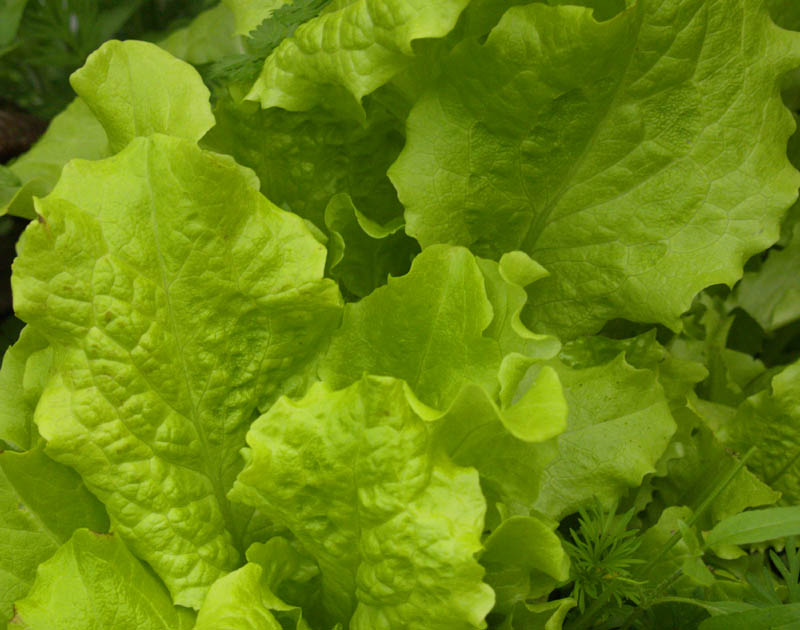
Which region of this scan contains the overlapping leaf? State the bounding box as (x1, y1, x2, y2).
(11, 135, 341, 607)
(230, 376, 495, 629)
(246, 0, 471, 118)
(11, 530, 195, 629)
(391, 0, 800, 338)
(0, 450, 108, 624)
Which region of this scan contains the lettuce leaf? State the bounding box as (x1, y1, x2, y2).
(0, 450, 108, 622)
(230, 375, 494, 629)
(246, 0, 472, 118)
(11, 134, 341, 608)
(391, 0, 800, 338)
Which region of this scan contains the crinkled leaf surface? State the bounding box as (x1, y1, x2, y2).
(390, 0, 800, 338)
(534, 355, 676, 519)
(11, 134, 342, 608)
(1, 99, 108, 219)
(476, 252, 556, 362)
(10, 529, 195, 630)
(0, 0, 27, 46)
(71, 40, 216, 152)
(230, 376, 494, 629)
(319, 244, 567, 485)
(0, 326, 52, 451)
(246, 0, 471, 117)
(0, 449, 108, 624)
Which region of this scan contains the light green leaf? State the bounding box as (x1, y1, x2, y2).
(435, 379, 565, 515)
(534, 355, 676, 520)
(560, 328, 709, 413)
(10, 529, 195, 630)
(727, 360, 800, 503)
(0, 326, 52, 451)
(70, 40, 216, 152)
(0, 449, 108, 624)
(320, 244, 501, 409)
(734, 224, 800, 332)
(706, 506, 800, 548)
(203, 97, 405, 229)
(2, 99, 108, 219)
(481, 515, 569, 611)
(324, 193, 418, 298)
(390, 1, 800, 338)
(11, 135, 342, 608)
(195, 537, 317, 630)
(195, 563, 283, 630)
(230, 376, 494, 629)
(159, 3, 245, 65)
(698, 604, 800, 630)
(246, 0, 471, 118)
(4, 39, 220, 220)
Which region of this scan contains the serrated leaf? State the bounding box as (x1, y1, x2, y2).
(246, 0, 471, 118)
(390, 0, 800, 338)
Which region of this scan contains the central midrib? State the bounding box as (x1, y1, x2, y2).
(144, 143, 238, 551)
(521, 5, 645, 252)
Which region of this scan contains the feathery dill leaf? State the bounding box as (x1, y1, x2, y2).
(563, 501, 646, 613)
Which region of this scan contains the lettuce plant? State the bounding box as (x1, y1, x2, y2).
(2, 1, 800, 629)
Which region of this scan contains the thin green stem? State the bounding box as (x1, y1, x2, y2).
(567, 446, 757, 630)
(619, 569, 683, 630)
(564, 591, 614, 630)
(638, 446, 757, 579)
